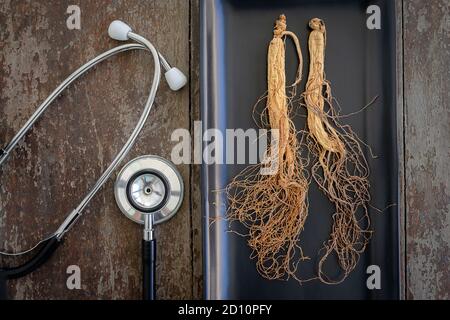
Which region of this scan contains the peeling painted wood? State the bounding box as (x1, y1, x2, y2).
(0, 0, 191, 299)
(404, 0, 450, 300)
(190, 0, 203, 300)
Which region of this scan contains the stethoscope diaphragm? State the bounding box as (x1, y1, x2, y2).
(114, 155, 183, 225)
(127, 171, 169, 213)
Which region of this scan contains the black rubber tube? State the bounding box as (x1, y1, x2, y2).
(142, 239, 156, 300)
(0, 235, 61, 299)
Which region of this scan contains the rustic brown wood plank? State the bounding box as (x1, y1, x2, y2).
(396, 0, 406, 301)
(404, 0, 450, 300)
(0, 0, 191, 299)
(189, 0, 203, 300)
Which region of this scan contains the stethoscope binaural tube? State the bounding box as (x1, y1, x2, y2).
(53, 29, 164, 241)
(108, 20, 187, 91)
(0, 21, 186, 298)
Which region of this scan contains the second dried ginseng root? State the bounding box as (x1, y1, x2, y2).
(302, 18, 372, 284)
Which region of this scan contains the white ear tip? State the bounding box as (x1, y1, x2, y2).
(108, 20, 132, 41)
(165, 68, 187, 91)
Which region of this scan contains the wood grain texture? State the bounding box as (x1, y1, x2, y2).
(404, 0, 450, 300)
(396, 0, 406, 301)
(0, 0, 191, 299)
(189, 0, 203, 300)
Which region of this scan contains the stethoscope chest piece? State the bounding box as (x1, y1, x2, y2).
(114, 155, 184, 300)
(114, 155, 183, 225)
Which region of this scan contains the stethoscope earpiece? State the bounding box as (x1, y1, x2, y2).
(108, 20, 132, 41)
(108, 20, 187, 91)
(165, 67, 188, 91)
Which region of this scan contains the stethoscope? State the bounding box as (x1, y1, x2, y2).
(114, 155, 183, 300)
(0, 20, 186, 300)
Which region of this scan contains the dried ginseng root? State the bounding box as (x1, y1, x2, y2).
(302, 18, 372, 284)
(225, 15, 309, 281)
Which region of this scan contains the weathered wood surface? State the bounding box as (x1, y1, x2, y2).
(395, 0, 406, 300)
(404, 0, 450, 300)
(190, 0, 203, 300)
(0, 0, 193, 299)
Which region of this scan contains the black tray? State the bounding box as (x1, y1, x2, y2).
(201, 0, 399, 299)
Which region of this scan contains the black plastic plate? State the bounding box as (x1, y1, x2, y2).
(201, 0, 399, 299)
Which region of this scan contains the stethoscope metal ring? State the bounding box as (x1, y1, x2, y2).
(114, 155, 183, 225)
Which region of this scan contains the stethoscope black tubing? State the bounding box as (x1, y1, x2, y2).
(0, 236, 61, 299)
(0, 236, 61, 280)
(142, 239, 156, 300)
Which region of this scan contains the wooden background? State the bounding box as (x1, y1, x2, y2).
(402, 0, 449, 299)
(0, 0, 448, 300)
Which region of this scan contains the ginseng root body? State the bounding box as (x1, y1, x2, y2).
(302, 18, 372, 284)
(226, 15, 309, 281)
